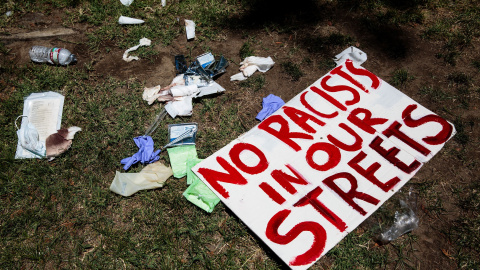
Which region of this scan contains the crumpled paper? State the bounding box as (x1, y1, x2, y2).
(121, 136, 160, 170)
(256, 94, 285, 121)
(123, 37, 151, 62)
(110, 161, 173, 196)
(231, 56, 275, 81)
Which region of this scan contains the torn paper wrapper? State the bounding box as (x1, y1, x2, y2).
(110, 161, 173, 196)
(143, 85, 163, 105)
(123, 37, 151, 62)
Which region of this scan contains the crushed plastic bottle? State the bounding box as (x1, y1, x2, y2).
(29, 46, 77, 66)
(375, 190, 419, 245)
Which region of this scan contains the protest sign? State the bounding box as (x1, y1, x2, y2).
(192, 59, 456, 269)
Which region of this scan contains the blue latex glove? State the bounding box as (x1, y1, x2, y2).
(256, 94, 285, 121)
(121, 136, 161, 170)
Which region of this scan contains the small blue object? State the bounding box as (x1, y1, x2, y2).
(255, 94, 285, 121)
(121, 136, 161, 170)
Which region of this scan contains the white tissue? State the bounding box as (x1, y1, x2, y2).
(123, 37, 151, 62)
(165, 97, 193, 118)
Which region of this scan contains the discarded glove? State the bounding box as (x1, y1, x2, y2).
(121, 136, 160, 170)
(256, 94, 285, 121)
(110, 161, 173, 196)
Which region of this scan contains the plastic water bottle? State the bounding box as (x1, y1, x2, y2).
(29, 46, 77, 66)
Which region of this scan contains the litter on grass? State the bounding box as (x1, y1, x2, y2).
(168, 123, 198, 147)
(123, 37, 151, 62)
(122, 124, 198, 170)
(375, 190, 420, 245)
(119, 0, 133, 6)
(118, 16, 145, 25)
(168, 145, 198, 178)
(334, 46, 367, 66)
(15, 91, 82, 160)
(121, 136, 161, 170)
(183, 157, 220, 213)
(256, 94, 285, 121)
(45, 126, 82, 160)
(142, 53, 228, 118)
(110, 161, 173, 196)
(165, 124, 199, 178)
(230, 56, 275, 81)
(185, 19, 195, 40)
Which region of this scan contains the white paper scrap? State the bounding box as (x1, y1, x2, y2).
(123, 37, 151, 62)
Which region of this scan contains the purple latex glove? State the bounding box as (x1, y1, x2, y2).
(255, 94, 285, 121)
(121, 136, 161, 170)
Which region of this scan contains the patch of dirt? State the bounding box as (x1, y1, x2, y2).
(2, 5, 479, 269)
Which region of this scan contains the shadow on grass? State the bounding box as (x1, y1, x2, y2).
(220, 0, 418, 60)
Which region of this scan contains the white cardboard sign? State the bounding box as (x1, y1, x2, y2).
(192, 59, 456, 269)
